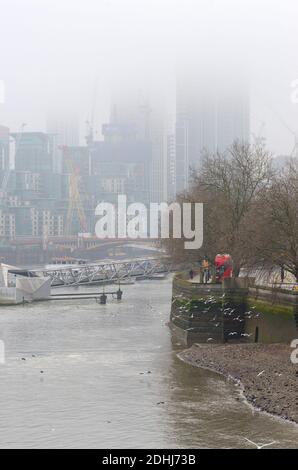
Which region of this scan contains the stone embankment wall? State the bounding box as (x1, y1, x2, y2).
(170, 273, 298, 346)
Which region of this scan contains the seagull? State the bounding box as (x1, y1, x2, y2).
(244, 437, 276, 449)
(257, 370, 265, 377)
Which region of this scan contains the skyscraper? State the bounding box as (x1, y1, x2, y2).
(109, 88, 169, 203)
(46, 111, 80, 173)
(167, 133, 176, 201)
(175, 70, 250, 194)
(0, 125, 10, 171)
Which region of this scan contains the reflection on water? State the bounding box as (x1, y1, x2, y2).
(0, 278, 297, 448)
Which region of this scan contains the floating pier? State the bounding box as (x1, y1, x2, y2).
(50, 288, 123, 304)
(29, 257, 172, 287)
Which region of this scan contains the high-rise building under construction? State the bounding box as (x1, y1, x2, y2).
(175, 69, 250, 193)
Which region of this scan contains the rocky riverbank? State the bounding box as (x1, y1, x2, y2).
(179, 343, 298, 424)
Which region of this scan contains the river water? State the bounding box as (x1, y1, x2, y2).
(0, 278, 297, 448)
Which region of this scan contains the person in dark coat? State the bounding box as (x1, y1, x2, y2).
(280, 265, 285, 283)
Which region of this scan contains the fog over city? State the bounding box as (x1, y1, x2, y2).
(1, 0, 298, 154)
(2, 1, 298, 454)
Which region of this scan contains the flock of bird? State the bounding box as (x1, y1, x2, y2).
(173, 293, 262, 342)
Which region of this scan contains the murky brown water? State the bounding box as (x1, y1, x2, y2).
(0, 278, 297, 448)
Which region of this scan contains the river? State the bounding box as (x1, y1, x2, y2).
(0, 277, 297, 448)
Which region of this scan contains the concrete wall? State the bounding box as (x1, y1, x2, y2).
(170, 274, 224, 345)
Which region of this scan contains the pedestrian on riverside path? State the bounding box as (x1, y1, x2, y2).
(281, 265, 285, 283)
(189, 269, 194, 280)
(202, 256, 210, 284)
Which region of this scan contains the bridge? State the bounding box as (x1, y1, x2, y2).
(30, 257, 175, 287)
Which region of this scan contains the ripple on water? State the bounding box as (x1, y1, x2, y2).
(0, 279, 297, 448)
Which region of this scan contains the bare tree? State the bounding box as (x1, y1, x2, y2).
(193, 141, 273, 274)
(164, 140, 273, 275)
(260, 160, 298, 281)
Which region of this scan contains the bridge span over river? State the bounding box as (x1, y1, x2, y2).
(30, 257, 177, 287)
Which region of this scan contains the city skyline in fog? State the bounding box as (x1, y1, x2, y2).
(1, 0, 298, 155)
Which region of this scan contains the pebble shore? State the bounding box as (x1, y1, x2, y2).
(179, 343, 298, 424)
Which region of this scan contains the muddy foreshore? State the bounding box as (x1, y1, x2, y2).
(179, 343, 298, 424)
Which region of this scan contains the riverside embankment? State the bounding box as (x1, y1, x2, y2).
(170, 272, 298, 425)
(180, 343, 298, 424)
(170, 273, 298, 345)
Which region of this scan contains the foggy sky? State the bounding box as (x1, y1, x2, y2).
(1, 0, 298, 154)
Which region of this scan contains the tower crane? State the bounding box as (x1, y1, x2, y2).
(251, 121, 266, 145)
(85, 77, 98, 175)
(62, 146, 88, 236)
(255, 91, 298, 158)
(277, 116, 298, 159)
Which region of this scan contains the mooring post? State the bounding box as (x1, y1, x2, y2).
(254, 326, 259, 343)
(99, 283, 107, 304)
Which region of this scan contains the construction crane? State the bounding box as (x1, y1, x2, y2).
(254, 89, 298, 158)
(85, 77, 98, 175)
(251, 121, 266, 146)
(62, 146, 88, 236)
(0, 123, 26, 196)
(85, 77, 97, 145)
(264, 101, 298, 158)
(277, 117, 298, 159)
